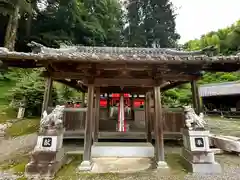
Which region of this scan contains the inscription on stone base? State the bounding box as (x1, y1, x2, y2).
(35, 136, 58, 152)
(195, 137, 204, 148)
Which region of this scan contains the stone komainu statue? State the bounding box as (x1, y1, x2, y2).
(25, 105, 66, 178)
(40, 105, 65, 132)
(184, 106, 206, 130)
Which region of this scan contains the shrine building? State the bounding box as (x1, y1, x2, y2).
(0, 43, 240, 170)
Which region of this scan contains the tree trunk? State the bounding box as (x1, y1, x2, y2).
(26, 13, 32, 37)
(4, 5, 20, 51)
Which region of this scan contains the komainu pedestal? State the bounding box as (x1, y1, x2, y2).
(181, 106, 221, 174)
(181, 129, 221, 174)
(25, 106, 67, 179)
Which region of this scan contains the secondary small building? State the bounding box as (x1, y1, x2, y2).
(199, 81, 240, 117)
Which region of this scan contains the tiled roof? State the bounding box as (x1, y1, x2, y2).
(199, 81, 240, 97)
(0, 42, 240, 72)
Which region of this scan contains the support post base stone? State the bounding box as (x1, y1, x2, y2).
(156, 161, 169, 169)
(78, 161, 93, 171)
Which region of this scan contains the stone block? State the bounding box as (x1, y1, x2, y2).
(181, 148, 215, 163)
(91, 142, 154, 158)
(78, 160, 93, 171)
(181, 155, 222, 174)
(25, 148, 67, 179)
(91, 158, 152, 173)
(182, 129, 210, 136)
(210, 148, 224, 155)
(156, 161, 169, 169)
(182, 129, 210, 152)
(210, 135, 240, 153)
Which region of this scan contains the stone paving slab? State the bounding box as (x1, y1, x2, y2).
(91, 158, 153, 173)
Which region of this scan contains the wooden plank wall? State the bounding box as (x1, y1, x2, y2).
(63, 111, 86, 130)
(62, 108, 185, 133)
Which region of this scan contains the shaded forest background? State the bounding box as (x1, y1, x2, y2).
(0, 0, 240, 116)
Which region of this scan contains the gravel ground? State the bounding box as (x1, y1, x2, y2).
(0, 172, 20, 180)
(1, 117, 240, 180)
(206, 117, 240, 137)
(0, 133, 37, 180)
(56, 117, 240, 180)
(0, 133, 37, 163)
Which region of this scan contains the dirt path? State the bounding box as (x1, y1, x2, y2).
(0, 133, 37, 163)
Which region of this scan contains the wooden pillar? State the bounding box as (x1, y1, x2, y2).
(107, 93, 110, 118)
(81, 93, 85, 107)
(94, 88, 100, 142)
(79, 92, 85, 129)
(191, 80, 201, 114)
(145, 92, 152, 142)
(130, 94, 134, 120)
(42, 76, 53, 114)
(82, 84, 94, 163)
(154, 86, 167, 167)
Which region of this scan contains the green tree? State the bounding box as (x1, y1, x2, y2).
(0, 0, 32, 50)
(25, 0, 124, 48)
(124, 0, 180, 48)
(7, 69, 58, 116)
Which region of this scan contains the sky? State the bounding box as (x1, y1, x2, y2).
(171, 0, 240, 44)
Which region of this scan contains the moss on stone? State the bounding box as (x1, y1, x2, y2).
(55, 155, 82, 179)
(165, 153, 187, 175)
(6, 118, 39, 137)
(0, 154, 29, 173)
(12, 162, 27, 173)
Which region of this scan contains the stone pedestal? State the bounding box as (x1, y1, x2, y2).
(78, 160, 93, 171)
(25, 128, 67, 179)
(156, 161, 169, 169)
(181, 128, 221, 174)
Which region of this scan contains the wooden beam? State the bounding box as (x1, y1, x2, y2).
(43, 71, 200, 82)
(87, 78, 156, 87)
(55, 79, 87, 92)
(100, 86, 152, 93)
(77, 63, 152, 71)
(161, 81, 188, 92)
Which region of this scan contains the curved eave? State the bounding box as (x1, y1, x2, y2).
(1, 48, 240, 72)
